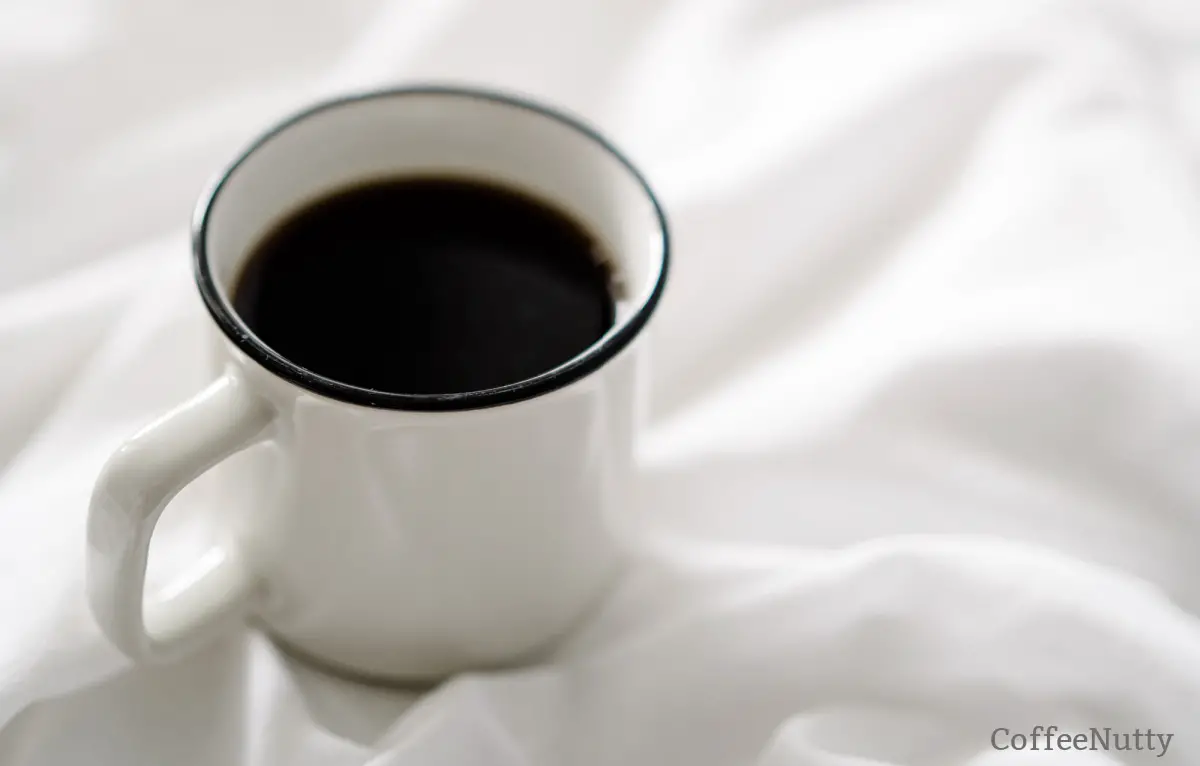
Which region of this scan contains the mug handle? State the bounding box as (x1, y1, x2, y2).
(87, 371, 275, 662)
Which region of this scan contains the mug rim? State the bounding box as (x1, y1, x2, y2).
(191, 84, 669, 412)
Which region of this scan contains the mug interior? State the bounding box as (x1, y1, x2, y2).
(194, 86, 668, 411)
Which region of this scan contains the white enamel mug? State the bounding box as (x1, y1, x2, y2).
(86, 86, 669, 682)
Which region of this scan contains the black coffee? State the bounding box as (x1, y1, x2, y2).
(234, 177, 616, 395)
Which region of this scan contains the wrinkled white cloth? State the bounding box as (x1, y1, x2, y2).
(4, 0, 1200, 763)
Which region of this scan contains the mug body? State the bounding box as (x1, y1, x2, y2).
(216, 335, 641, 680)
(193, 87, 668, 681)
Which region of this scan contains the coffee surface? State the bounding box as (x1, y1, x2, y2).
(234, 177, 615, 395)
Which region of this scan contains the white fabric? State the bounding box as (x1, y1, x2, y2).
(3, 0, 1200, 763)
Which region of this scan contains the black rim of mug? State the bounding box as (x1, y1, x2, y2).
(192, 84, 670, 412)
